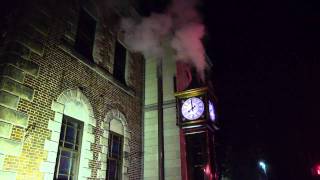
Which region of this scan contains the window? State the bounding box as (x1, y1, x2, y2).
(107, 132, 123, 180)
(54, 115, 83, 180)
(113, 40, 127, 84)
(75, 8, 96, 63)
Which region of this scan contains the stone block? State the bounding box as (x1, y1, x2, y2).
(29, 19, 49, 37)
(82, 140, 91, 151)
(0, 76, 34, 101)
(100, 161, 107, 171)
(97, 169, 106, 179)
(86, 133, 95, 143)
(39, 161, 55, 173)
(51, 101, 64, 113)
(0, 121, 13, 138)
(0, 170, 17, 179)
(0, 90, 19, 109)
(53, 112, 63, 122)
(43, 173, 54, 180)
(101, 145, 108, 154)
(81, 167, 92, 178)
(16, 33, 44, 56)
(83, 149, 93, 160)
(0, 137, 22, 156)
(50, 131, 60, 142)
(27, 9, 50, 36)
(98, 152, 107, 162)
(1, 53, 39, 76)
(100, 136, 108, 145)
(0, 105, 28, 128)
(46, 151, 57, 163)
(81, 158, 90, 168)
(5, 41, 31, 59)
(47, 120, 61, 133)
(87, 124, 94, 134)
(123, 144, 130, 152)
(0, 64, 25, 82)
(44, 140, 58, 152)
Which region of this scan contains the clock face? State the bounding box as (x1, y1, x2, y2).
(181, 97, 205, 120)
(209, 101, 216, 121)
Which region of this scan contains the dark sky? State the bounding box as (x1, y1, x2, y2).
(139, 0, 320, 179)
(203, 0, 320, 179)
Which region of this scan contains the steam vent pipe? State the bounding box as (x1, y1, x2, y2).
(157, 59, 165, 180)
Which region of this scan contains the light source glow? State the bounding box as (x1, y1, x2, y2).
(313, 163, 320, 176)
(258, 161, 267, 173)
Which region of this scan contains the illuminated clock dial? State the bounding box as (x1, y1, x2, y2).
(209, 101, 216, 121)
(181, 97, 204, 120)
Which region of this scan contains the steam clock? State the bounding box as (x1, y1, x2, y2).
(175, 87, 218, 180)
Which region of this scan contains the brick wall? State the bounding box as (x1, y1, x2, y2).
(0, 0, 143, 179)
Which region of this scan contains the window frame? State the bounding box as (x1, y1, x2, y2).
(74, 7, 97, 63)
(113, 39, 127, 85)
(107, 131, 124, 180)
(54, 115, 84, 180)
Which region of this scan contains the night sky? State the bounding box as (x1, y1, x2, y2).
(140, 0, 320, 179)
(204, 0, 319, 179)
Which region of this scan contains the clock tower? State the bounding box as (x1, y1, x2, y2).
(175, 63, 218, 180)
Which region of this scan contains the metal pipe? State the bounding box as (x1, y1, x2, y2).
(157, 59, 165, 180)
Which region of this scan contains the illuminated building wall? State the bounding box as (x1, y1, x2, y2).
(0, 0, 143, 179)
(143, 51, 182, 179)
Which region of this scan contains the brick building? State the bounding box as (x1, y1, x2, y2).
(0, 0, 144, 179)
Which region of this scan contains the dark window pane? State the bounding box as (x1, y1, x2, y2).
(75, 8, 96, 63)
(57, 175, 68, 180)
(61, 150, 72, 158)
(55, 116, 83, 180)
(113, 41, 126, 84)
(112, 140, 120, 157)
(60, 124, 65, 141)
(107, 132, 123, 180)
(59, 156, 71, 175)
(65, 126, 75, 143)
(108, 159, 118, 180)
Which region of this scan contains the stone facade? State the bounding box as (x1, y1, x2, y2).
(143, 55, 181, 180)
(0, 0, 143, 179)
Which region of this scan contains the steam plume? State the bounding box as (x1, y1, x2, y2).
(121, 0, 207, 75)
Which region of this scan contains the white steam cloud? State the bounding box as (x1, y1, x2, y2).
(121, 0, 207, 76)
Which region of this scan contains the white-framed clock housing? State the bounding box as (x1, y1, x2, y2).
(175, 87, 217, 128)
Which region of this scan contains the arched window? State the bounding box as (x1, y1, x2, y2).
(97, 109, 131, 180)
(41, 88, 96, 180)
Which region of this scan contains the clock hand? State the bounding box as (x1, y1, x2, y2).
(188, 105, 196, 113)
(191, 99, 193, 109)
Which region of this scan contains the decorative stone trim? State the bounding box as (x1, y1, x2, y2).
(0, 137, 22, 156)
(1, 53, 39, 77)
(0, 77, 34, 101)
(0, 64, 25, 83)
(0, 105, 29, 128)
(0, 90, 20, 110)
(0, 121, 13, 138)
(97, 109, 131, 180)
(41, 88, 96, 180)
